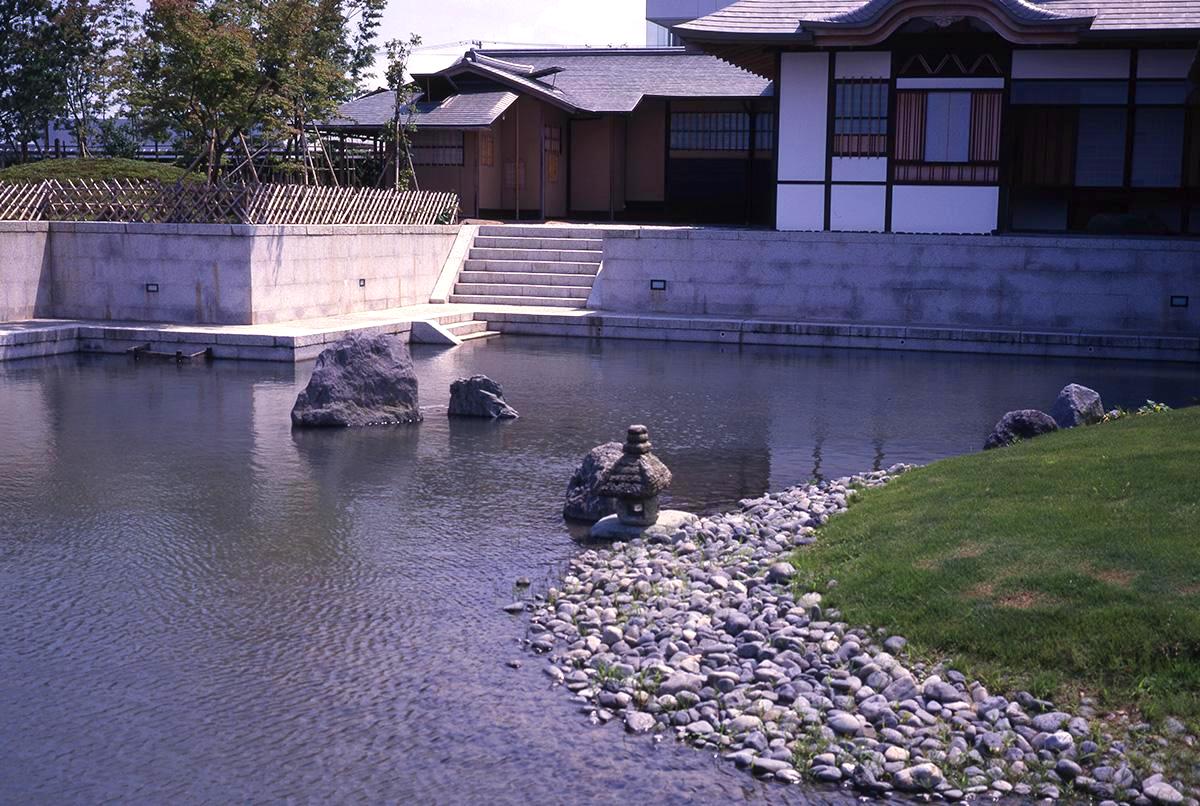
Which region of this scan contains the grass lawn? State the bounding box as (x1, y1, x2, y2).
(793, 406, 1200, 726)
(0, 157, 198, 184)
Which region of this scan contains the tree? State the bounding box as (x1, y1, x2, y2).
(57, 0, 137, 157)
(0, 0, 67, 160)
(129, 0, 387, 184)
(381, 33, 421, 190)
(130, 0, 266, 182)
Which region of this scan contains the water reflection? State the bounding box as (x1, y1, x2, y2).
(0, 339, 1196, 804)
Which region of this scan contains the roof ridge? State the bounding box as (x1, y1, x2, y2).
(475, 47, 691, 57)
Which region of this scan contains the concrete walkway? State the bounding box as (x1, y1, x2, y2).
(4, 302, 1197, 363)
(0, 304, 585, 362)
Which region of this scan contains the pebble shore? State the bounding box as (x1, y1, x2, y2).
(516, 467, 1197, 804)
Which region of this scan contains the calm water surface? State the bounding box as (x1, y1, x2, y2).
(1, 337, 1196, 805)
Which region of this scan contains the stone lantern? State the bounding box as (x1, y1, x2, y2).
(597, 425, 672, 527)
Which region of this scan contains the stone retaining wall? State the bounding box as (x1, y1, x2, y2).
(0, 223, 50, 322)
(590, 229, 1200, 337)
(1, 223, 459, 325)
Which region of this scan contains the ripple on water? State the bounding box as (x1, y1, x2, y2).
(0, 340, 1196, 804)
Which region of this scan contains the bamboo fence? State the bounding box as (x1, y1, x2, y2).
(0, 180, 459, 226)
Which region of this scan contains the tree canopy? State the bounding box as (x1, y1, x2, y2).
(1, 0, 389, 181)
(0, 0, 68, 157)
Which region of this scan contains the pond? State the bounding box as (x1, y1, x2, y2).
(0, 337, 1196, 804)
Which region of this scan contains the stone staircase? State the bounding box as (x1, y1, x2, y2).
(448, 225, 605, 308)
(443, 317, 500, 342)
(412, 311, 500, 345)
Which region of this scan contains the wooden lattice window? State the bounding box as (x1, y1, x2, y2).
(411, 130, 464, 167)
(894, 89, 1001, 183)
(670, 112, 750, 151)
(833, 79, 889, 157)
(543, 126, 562, 154)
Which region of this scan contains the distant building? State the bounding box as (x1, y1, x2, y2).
(0, 120, 176, 165)
(673, 0, 1200, 235)
(323, 48, 775, 224)
(645, 0, 735, 46)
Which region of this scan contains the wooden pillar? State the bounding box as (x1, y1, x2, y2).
(608, 116, 615, 222)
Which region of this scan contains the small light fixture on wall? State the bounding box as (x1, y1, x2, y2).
(650, 279, 667, 291)
(145, 283, 159, 293)
(359, 278, 366, 288)
(1170, 295, 1189, 308)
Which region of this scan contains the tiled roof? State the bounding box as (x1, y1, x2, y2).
(677, 0, 1200, 37)
(1042, 0, 1200, 31)
(327, 88, 518, 129)
(327, 47, 773, 130)
(437, 48, 772, 113)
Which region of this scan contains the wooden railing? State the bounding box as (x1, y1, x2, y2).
(0, 180, 459, 226)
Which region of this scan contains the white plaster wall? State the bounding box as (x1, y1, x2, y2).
(591, 229, 1200, 336)
(0, 223, 50, 321)
(778, 52, 829, 182)
(891, 186, 999, 235)
(835, 51, 890, 79)
(1011, 49, 1130, 79)
(777, 184, 825, 232)
(830, 185, 886, 233)
(1138, 50, 1196, 79)
(832, 158, 887, 182)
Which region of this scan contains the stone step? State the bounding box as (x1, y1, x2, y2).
(473, 236, 604, 251)
(453, 282, 591, 299)
(477, 225, 620, 239)
(462, 258, 600, 275)
(448, 293, 587, 308)
(444, 320, 490, 336)
(468, 247, 602, 263)
(458, 270, 596, 287)
(458, 329, 501, 342)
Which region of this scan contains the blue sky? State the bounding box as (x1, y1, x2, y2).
(128, 1, 649, 82)
(379, 0, 648, 77)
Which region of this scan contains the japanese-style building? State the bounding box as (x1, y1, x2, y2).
(671, 0, 1200, 236)
(324, 48, 775, 224)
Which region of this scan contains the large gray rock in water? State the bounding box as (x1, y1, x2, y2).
(984, 409, 1058, 450)
(563, 442, 622, 522)
(447, 375, 518, 419)
(1050, 383, 1104, 429)
(291, 333, 422, 427)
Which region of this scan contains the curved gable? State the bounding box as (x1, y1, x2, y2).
(805, 0, 1095, 45)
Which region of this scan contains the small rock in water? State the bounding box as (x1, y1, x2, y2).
(507, 659, 522, 669)
(503, 602, 526, 614)
(515, 577, 531, 587)
(291, 333, 421, 427)
(562, 443, 623, 522)
(447, 375, 519, 419)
